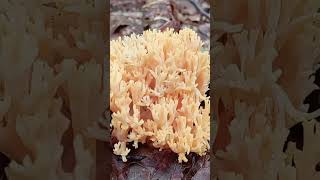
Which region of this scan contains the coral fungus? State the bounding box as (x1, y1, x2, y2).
(110, 28, 210, 163)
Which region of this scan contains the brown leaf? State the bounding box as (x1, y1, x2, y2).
(174, 0, 198, 15)
(191, 159, 210, 180)
(143, 0, 175, 30)
(111, 11, 144, 39)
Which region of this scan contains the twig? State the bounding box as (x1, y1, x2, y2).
(187, 0, 210, 19)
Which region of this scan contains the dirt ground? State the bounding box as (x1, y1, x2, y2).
(110, 0, 210, 179)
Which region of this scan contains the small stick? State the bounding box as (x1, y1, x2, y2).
(187, 0, 210, 19)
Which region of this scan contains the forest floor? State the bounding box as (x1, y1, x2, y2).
(110, 0, 210, 49)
